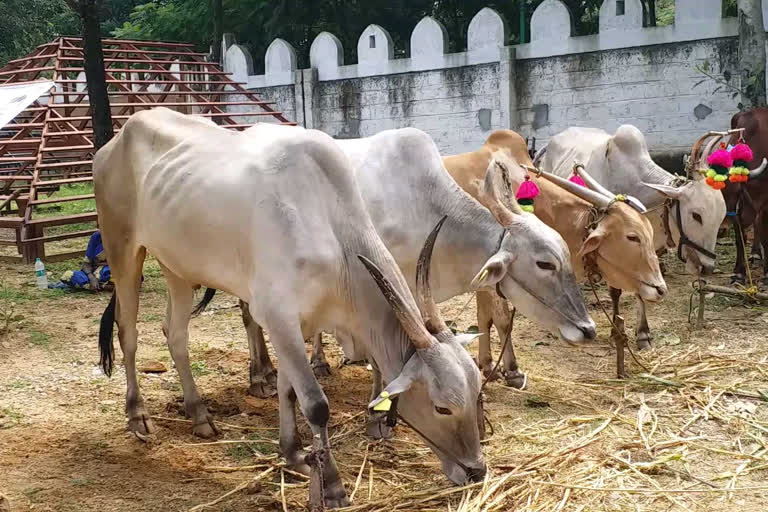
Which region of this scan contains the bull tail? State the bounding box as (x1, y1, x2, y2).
(99, 292, 117, 377)
(191, 288, 217, 317)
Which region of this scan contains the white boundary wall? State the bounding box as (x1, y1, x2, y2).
(223, 0, 754, 159)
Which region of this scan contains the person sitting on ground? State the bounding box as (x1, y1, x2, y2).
(50, 231, 112, 291)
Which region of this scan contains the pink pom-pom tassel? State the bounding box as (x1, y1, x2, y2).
(730, 143, 753, 163)
(569, 174, 586, 187)
(707, 148, 733, 168)
(516, 176, 540, 200)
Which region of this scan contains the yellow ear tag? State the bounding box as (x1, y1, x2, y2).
(477, 269, 489, 284)
(373, 391, 392, 412)
(615, 194, 626, 201)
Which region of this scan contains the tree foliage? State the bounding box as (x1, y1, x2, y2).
(0, 0, 145, 67)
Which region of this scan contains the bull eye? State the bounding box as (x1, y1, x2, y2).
(627, 235, 641, 243)
(435, 406, 452, 416)
(536, 261, 556, 271)
(692, 212, 703, 224)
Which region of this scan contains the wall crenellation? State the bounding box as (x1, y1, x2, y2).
(223, 0, 757, 161)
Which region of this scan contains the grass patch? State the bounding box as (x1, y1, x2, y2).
(28, 330, 51, 347)
(225, 433, 278, 461)
(36, 183, 97, 237)
(0, 406, 24, 429)
(0, 285, 35, 303)
(37, 183, 95, 217)
(190, 361, 210, 377)
(225, 443, 253, 461)
(141, 313, 162, 323)
(4, 379, 31, 390)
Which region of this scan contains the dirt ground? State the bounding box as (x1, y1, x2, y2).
(1, 237, 768, 511)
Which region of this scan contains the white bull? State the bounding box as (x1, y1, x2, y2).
(537, 125, 726, 347)
(193, 127, 595, 400)
(94, 108, 487, 506)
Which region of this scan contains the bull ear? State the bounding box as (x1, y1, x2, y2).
(368, 356, 421, 410)
(642, 182, 683, 199)
(578, 225, 606, 257)
(471, 252, 515, 289)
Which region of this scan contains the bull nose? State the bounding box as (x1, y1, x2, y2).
(701, 263, 716, 276)
(580, 325, 597, 340)
(467, 464, 487, 482)
(655, 285, 665, 297)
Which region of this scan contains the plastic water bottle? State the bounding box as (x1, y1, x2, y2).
(34, 258, 48, 289)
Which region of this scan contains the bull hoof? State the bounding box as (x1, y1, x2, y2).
(365, 413, 394, 440)
(636, 333, 652, 351)
(504, 370, 527, 390)
(311, 361, 332, 378)
(127, 413, 156, 436)
(287, 451, 311, 476)
(323, 482, 350, 509)
(481, 365, 501, 382)
(731, 274, 746, 285)
(192, 416, 219, 439)
(248, 381, 277, 398)
(248, 371, 278, 398)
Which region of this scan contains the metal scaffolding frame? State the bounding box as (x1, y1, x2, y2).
(0, 37, 294, 263)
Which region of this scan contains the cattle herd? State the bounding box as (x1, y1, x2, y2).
(90, 106, 768, 508)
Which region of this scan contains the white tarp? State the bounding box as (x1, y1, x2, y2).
(0, 80, 54, 129)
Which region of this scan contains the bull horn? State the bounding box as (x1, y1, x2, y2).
(416, 216, 450, 335)
(573, 164, 615, 199)
(536, 169, 613, 208)
(699, 134, 725, 169)
(358, 255, 434, 350)
(532, 146, 547, 167)
(749, 158, 768, 180)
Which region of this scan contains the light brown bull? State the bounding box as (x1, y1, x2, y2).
(443, 130, 666, 385)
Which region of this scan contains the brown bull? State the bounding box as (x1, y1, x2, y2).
(443, 131, 666, 383)
(723, 109, 768, 285)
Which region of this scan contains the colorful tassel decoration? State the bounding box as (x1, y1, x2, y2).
(728, 143, 753, 183)
(516, 175, 540, 213)
(569, 172, 586, 187)
(706, 148, 733, 190)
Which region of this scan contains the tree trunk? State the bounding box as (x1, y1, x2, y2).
(647, 0, 657, 27)
(641, 0, 657, 27)
(71, 0, 113, 150)
(738, 0, 767, 108)
(211, 0, 223, 63)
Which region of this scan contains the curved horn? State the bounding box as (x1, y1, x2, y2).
(574, 164, 615, 199)
(698, 134, 725, 169)
(357, 255, 434, 350)
(537, 169, 613, 208)
(416, 216, 449, 335)
(532, 146, 547, 167)
(749, 157, 768, 180)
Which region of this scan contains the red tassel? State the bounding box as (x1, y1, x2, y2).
(569, 174, 586, 187)
(516, 175, 540, 200)
(730, 143, 753, 164)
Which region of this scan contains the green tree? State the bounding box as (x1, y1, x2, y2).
(0, 0, 79, 67)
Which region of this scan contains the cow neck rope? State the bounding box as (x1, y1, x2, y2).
(732, 188, 759, 298)
(494, 229, 588, 329)
(582, 205, 650, 374)
(662, 199, 717, 263)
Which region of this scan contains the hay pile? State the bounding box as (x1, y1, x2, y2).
(171, 341, 768, 511)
